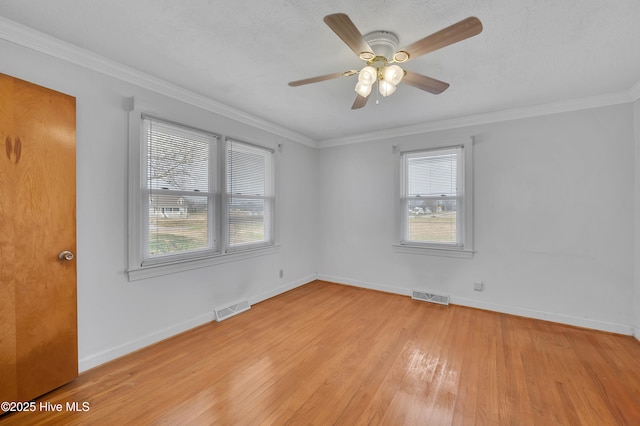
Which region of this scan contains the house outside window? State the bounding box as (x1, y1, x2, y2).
(143, 116, 219, 263)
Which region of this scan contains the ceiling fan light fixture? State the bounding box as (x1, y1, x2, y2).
(290, 13, 482, 109)
(383, 65, 404, 85)
(355, 81, 373, 97)
(358, 66, 377, 86)
(378, 79, 396, 97)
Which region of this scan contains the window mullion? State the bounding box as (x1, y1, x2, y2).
(209, 135, 217, 252)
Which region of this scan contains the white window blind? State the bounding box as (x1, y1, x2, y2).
(402, 147, 463, 246)
(226, 139, 274, 252)
(143, 116, 219, 263)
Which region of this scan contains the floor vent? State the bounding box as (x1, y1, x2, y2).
(214, 300, 251, 322)
(412, 290, 450, 306)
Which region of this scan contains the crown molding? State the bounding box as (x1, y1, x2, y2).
(0, 16, 318, 148)
(319, 89, 636, 148)
(2, 16, 637, 151)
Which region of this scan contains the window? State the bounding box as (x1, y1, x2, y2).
(402, 147, 462, 245)
(225, 139, 275, 252)
(398, 139, 473, 257)
(142, 116, 219, 265)
(127, 104, 278, 280)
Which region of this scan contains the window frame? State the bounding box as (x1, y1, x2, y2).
(127, 101, 279, 281)
(395, 137, 474, 258)
(141, 114, 221, 266)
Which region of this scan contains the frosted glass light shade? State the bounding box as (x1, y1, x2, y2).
(358, 66, 377, 86)
(383, 65, 404, 85)
(378, 80, 396, 97)
(355, 82, 373, 97)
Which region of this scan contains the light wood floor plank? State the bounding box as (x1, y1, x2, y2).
(1, 280, 639, 425)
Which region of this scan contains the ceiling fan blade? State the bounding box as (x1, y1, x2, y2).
(324, 13, 374, 58)
(403, 71, 450, 94)
(351, 94, 369, 110)
(399, 17, 482, 60)
(289, 70, 357, 87)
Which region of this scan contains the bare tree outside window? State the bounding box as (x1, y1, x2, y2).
(144, 118, 217, 256)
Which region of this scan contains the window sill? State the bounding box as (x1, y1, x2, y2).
(127, 244, 281, 281)
(392, 244, 474, 259)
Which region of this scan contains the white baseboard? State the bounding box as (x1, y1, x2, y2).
(249, 274, 317, 305)
(452, 296, 634, 336)
(78, 274, 316, 372)
(316, 274, 635, 336)
(78, 311, 215, 372)
(634, 326, 640, 342)
(317, 274, 412, 297)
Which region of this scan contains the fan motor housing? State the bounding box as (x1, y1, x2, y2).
(363, 30, 399, 62)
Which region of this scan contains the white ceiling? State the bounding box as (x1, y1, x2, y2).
(1, 0, 639, 144)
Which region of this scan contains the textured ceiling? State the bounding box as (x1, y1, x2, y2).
(1, 0, 639, 144)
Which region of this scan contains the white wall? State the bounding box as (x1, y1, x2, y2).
(635, 98, 640, 339)
(0, 39, 318, 371)
(318, 104, 636, 334)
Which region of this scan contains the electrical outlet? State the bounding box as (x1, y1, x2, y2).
(474, 282, 484, 291)
(279, 269, 284, 279)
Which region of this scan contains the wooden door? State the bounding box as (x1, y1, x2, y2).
(0, 74, 77, 408)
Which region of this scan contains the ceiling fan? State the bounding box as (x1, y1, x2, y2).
(289, 13, 483, 109)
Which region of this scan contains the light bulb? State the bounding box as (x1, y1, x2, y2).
(383, 65, 404, 85)
(378, 80, 396, 97)
(355, 82, 373, 97)
(358, 66, 377, 86)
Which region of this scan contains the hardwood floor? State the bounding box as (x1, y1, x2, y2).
(2, 280, 640, 425)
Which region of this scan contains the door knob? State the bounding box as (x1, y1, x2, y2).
(58, 250, 74, 261)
